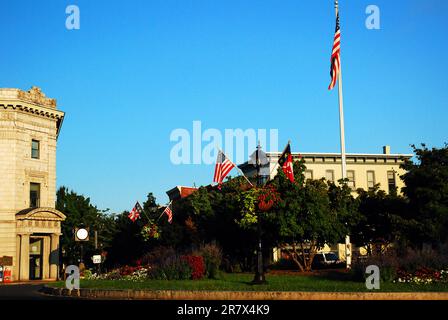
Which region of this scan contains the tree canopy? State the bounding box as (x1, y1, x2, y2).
(56, 143, 448, 272)
(400, 144, 448, 246)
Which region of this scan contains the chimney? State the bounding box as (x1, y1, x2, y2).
(383, 145, 391, 154)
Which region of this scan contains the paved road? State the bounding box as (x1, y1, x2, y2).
(0, 283, 70, 300)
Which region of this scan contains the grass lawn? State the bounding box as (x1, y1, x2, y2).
(54, 272, 448, 292)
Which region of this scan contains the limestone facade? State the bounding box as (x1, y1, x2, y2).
(0, 87, 65, 281)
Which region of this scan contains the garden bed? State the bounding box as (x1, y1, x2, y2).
(54, 273, 448, 292)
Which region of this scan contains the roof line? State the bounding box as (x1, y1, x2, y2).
(267, 152, 413, 157)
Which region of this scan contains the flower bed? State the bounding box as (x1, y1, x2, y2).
(84, 265, 151, 282)
(395, 268, 448, 284)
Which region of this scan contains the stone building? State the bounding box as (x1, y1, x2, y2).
(239, 146, 412, 195)
(0, 86, 65, 281)
(240, 146, 413, 262)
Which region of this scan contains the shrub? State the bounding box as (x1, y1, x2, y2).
(140, 246, 176, 267)
(181, 255, 206, 280)
(270, 258, 297, 270)
(193, 243, 223, 279)
(399, 247, 448, 273)
(351, 254, 399, 282)
(352, 247, 448, 284)
(148, 255, 192, 280)
(103, 269, 122, 280)
(81, 269, 93, 279)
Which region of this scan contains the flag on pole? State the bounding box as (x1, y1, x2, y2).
(128, 201, 143, 222)
(278, 142, 295, 183)
(162, 202, 173, 224)
(328, 2, 341, 90)
(213, 150, 236, 185)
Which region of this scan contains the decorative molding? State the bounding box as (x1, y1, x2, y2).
(1, 103, 64, 120)
(17, 86, 56, 108)
(16, 207, 66, 221)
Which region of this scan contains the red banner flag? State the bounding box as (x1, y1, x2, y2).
(278, 143, 294, 183)
(128, 201, 143, 222)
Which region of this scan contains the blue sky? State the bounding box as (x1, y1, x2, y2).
(1, 0, 447, 213)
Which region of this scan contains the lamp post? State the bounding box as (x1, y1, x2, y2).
(252, 143, 267, 284)
(74, 226, 89, 271)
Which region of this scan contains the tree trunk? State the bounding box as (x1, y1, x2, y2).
(280, 243, 305, 272)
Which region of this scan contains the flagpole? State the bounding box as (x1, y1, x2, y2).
(266, 140, 291, 182)
(218, 148, 254, 187)
(335, 0, 351, 269)
(335, 1, 347, 181)
(136, 202, 151, 222)
(157, 201, 172, 222)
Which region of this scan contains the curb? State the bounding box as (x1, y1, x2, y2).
(41, 286, 448, 300)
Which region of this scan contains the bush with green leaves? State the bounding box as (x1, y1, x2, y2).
(140, 246, 176, 266)
(351, 254, 399, 282)
(148, 255, 192, 280)
(193, 243, 223, 279)
(398, 247, 448, 273)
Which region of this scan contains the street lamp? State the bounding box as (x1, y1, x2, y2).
(252, 143, 267, 285)
(74, 227, 89, 267)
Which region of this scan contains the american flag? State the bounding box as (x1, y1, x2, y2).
(128, 201, 143, 222)
(213, 150, 235, 185)
(163, 202, 173, 224)
(328, 3, 341, 90)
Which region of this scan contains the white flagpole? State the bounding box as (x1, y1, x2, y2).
(158, 200, 172, 221)
(335, 0, 351, 269)
(335, 1, 347, 181)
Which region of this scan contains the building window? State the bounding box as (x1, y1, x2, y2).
(367, 171, 375, 190)
(387, 171, 396, 193)
(325, 170, 335, 182)
(347, 170, 355, 189)
(305, 170, 313, 180)
(30, 183, 40, 208)
(31, 140, 40, 159)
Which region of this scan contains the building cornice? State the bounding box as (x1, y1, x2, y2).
(266, 152, 414, 159)
(0, 101, 64, 120)
(239, 151, 413, 170)
(0, 87, 65, 136)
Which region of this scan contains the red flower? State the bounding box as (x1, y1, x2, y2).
(181, 255, 205, 280)
(257, 186, 280, 212)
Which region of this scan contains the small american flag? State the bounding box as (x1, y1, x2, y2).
(328, 2, 341, 90)
(163, 202, 173, 224)
(213, 150, 235, 185)
(128, 201, 143, 222)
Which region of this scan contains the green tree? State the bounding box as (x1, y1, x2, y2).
(56, 187, 114, 267)
(400, 144, 448, 246)
(106, 193, 161, 267)
(268, 160, 358, 271)
(351, 185, 409, 255)
(187, 179, 259, 271)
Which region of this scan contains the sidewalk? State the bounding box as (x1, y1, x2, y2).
(0, 280, 57, 286)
